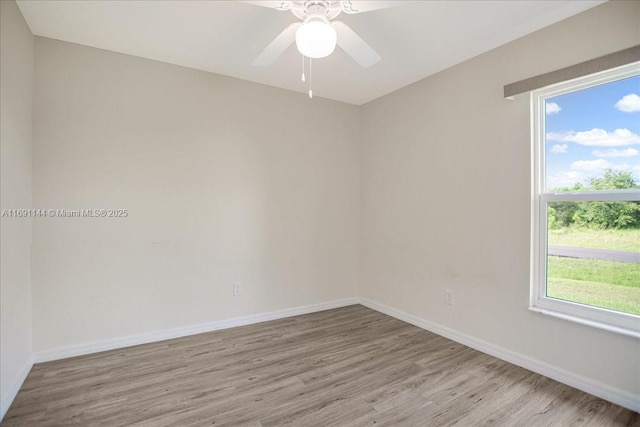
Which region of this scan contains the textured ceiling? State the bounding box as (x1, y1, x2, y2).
(16, 0, 604, 105)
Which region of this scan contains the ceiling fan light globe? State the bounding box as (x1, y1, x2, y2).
(295, 21, 337, 59)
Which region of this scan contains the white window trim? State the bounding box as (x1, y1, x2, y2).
(530, 61, 640, 339)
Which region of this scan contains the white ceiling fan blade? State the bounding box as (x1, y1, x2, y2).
(252, 23, 301, 66)
(339, 1, 406, 14)
(333, 21, 381, 68)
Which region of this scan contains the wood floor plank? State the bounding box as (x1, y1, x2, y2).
(2, 305, 638, 426)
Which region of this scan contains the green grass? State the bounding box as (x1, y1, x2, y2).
(547, 256, 640, 314)
(547, 278, 640, 315)
(547, 256, 640, 288)
(546, 226, 640, 314)
(548, 227, 640, 252)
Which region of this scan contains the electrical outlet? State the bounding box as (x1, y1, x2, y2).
(445, 289, 454, 306)
(233, 282, 242, 296)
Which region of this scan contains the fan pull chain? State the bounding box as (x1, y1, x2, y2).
(308, 58, 313, 99)
(301, 54, 306, 83)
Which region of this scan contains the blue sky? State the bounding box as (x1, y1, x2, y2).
(545, 75, 640, 190)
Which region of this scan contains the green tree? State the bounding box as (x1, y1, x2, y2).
(548, 169, 640, 229)
(588, 169, 638, 190)
(548, 201, 579, 228)
(573, 200, 640, 229)
(547, 206, 559, 229)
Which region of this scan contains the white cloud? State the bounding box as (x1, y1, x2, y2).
(615, 93, 640, 113)
(570, 159, 611, 171)
(546, 128, 640, 147)
(546, 171, 584, 189)
(546, 102, 562, 114)
(592, 148, 639, 158)
(611, 164, 631, 172)
(550, 144, 568, 153)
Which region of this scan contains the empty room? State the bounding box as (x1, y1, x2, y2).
(1, 0, 639, 425)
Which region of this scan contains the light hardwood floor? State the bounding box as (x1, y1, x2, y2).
(3, 305, 638, 426)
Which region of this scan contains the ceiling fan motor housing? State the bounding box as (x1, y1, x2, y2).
(306, 4, 330, 22)
(292, 1, 342, 21)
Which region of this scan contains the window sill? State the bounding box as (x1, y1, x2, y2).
(528, 306, 640, 339)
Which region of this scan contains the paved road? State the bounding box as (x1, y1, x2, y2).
(548, 245, 640, 263)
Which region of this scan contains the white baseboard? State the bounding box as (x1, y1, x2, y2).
(33, 297, 359, 364)
(1, 354, 34, 422)
(360, 298, 640, 413)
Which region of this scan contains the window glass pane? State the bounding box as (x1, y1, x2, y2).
(546, 201, 640, 315)
(544, 75, 640, 192)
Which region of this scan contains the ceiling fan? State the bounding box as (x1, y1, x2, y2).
(246, 1, 399, 68)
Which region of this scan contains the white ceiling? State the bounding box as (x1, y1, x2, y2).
(16, 0, 604, 105)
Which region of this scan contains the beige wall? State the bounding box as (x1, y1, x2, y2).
(0, 0, 34, 415)
(32, 38, 361, 352)
(360, 0, 640, 400)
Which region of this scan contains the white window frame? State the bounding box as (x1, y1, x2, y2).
(530, 61, 640, 339)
